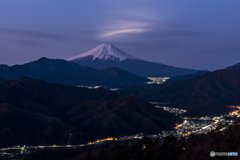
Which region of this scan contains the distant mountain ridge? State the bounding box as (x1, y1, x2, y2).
(166, 70, 210, 83)
(225, 63, 240, 73)
(67, 44, 200, 77)
(119, 70, 240, 117)
(0, 57, 148, 87)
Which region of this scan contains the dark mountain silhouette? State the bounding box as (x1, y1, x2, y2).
(225, 62, 240, 73)
(116, 85, 147, 97)
(0, 57, 83, 79)
(71, 58, 200, 77)
(166, 70, 209, 83)
(67, 44, 199, 77)
(67, 96, 178, 139)
(0, 102, 79, 148)
(0, 77, 178, 147)
(0, 57, 148, 87)
(96, 67, 148, 85)
(120, 70, 240, 117)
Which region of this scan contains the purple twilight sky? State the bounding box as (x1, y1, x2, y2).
(0, 0, 240, 70)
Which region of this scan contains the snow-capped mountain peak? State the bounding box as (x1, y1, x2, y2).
(66, 43, 140, 61)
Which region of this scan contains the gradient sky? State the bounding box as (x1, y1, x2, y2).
(0, 0, 240, 70)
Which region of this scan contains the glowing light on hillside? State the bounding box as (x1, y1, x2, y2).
(202, 124, 212, 130)
(88, 137, 117, 145)
(175, 120, 188, 129)
(226, 105, 240, 109)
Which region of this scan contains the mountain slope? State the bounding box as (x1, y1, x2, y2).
(0, 58, 148, 87)
(137, 70, 240, 116)
(67, 44, 199, 77)
(67, 43, 139, 61)
(166, 70, 210, 83)
(0, 77, 178, 147)
(0, 103, 78, 147)
(0, 57, 85, 80)
(0, 77, 121, 116)
(67, 96, 179, 139)
(225, 63, 240, 73)
(96, 67, 148, 85)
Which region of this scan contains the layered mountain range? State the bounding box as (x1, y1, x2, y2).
(67, 43, 199, 77)
(2, 43, 240, 149)
(0, 57, 148, 87)
(0, 77, 179, 148)
(118, 70, 240, 117)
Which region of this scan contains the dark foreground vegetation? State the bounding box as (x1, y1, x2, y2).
(23, 122, 240, 160)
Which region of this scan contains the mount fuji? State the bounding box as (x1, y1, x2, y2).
(67, 43, 199, 77)
(67, 43, 139, 62)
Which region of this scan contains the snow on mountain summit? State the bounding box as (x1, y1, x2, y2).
(66, 43, 140, 61)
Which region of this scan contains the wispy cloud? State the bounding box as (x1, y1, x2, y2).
(6, 39, 44, 47)
(100, 29, 144, 37)
(0, 28, 66, 40)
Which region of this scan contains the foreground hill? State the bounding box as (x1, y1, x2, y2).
(120, 70, 240, 117)
(67, 43, 199, 77)
(67, 96, 178, 139)
(0, 77, 178, 147)
(0, 57, 148, 87)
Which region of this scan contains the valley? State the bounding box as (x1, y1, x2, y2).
(2, 0, 240, 159)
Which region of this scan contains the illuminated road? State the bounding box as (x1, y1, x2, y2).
(175, 120, 188, 129)
(0, 137, 120, 151)
(2, 107, 240, 152)
(0, 145, 85, 151)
